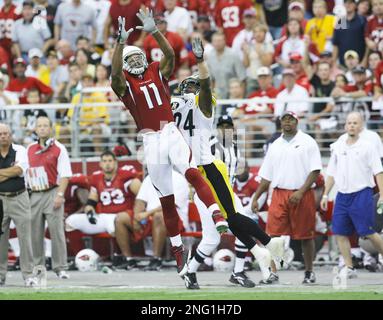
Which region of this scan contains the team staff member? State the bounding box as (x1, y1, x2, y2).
(252, 111, 323, 284)
(0, 123, 36, 287)
(321, 112, 383, 279)
(27, 116, 72, 279)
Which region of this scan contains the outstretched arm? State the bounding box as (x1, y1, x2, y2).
(192, 37, 212, 118)
(136, 8, 175, 80)
(111, 16, 133, 97)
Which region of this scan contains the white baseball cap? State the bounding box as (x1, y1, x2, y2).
(288, 1, 304, 11)
(257, 67, 271, 77)
(28, 48, 43, 59)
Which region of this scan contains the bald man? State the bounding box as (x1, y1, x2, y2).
(321, 112, 383, 279)
(0, 123, 36, 287)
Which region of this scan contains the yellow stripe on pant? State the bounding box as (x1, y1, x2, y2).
(198, 159, 237, 220)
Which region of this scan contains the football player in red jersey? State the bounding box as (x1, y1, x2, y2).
(65, 151, 144, 268)
(215, 0, 253, 46)
(111, 8, 228, 277)
(0, 0, 21, 62)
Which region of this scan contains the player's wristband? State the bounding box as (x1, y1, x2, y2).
(86, 199, 98, 209)
(151, 28, 159, 35)
(57, 192, 64, 198)
(322, 195, 328, 199)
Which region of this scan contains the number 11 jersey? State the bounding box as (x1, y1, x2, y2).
(117, 61, 175, 132)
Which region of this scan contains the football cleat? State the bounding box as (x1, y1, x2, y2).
(184, 272, 200, 290)
(212, 211, 229, 234)
(302, 271, 316, 284)
(259, 272, 279, 285)
(229, 271, 256, 288)
(25, 277, 38, 287)
(56, 270, 70, 279)
(144, 258, 162, 271)
(172, 245, 191, 277)
(125, 258, 138, 270)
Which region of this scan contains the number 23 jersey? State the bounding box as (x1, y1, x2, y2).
(171, 93, 216, 166)
(89, 166, 138, 213)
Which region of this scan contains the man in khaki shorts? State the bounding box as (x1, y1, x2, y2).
(26, 116, 72, 279)
(0, 123, 36, 287)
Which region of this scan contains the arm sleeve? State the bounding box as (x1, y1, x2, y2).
(41, 19, 52, 40)
(14, 145, 28, 176)
(35, 78, 53, 95)
(308, 140, 323, 172)
(57, 144, 72, 178)
(368, 145, 383, 175)
(258, 149, 273, 181)
(326, 147, 337, 178)
(136, 177, 151, 202)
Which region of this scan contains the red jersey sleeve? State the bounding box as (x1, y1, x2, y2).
(69, 174, 90, 190)
(34, 78, 53, 96)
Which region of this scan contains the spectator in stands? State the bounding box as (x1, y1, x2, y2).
(54, 0, 97, 50)
(133, 171, 189, 271)
(220, 78, 245, 117)
(215, 0, 253, 47)
(232, 8, 264, 60)
(309, 61, 335, 121)
(6, 58, 53, 104)
(103, 0, 144, 50)
(365, 0, 383, 52)
(174, 0, 208, 27)
(75, 36, 101, 65)
(12, 0, 53, 62)
(317, 50, 345, 81)
(344, 50, 361, 84)
(242, 23, 274, 95)
(175, 66, 192, 93)
(256, 0, 288, 40)
(69, 74, 110, 153)
(44, 50, 69, 101)
(368, 51, 382, 78)
(275, 18, 310, 69)
(143, 13, 189, 92)
(206, 32, 246, 99)
(281, 1, 307, 37)
(34, 0, 57, 37)
(0, 0, 21, 64)
(196, 14, 214, 43)
(305, 0, 336, 54)
(90, 0, 111, 50)
(63, 62, 82, 101)
(21, 88, 48, 145)
(163, 0, 193, 40)
(333, 0, 366, 68)
(274, 68, 310, 117)
(95, 64, 110, 88)
(358, 0, 372, 17)
(55, 39, 74, 66)
(0, 72, 18, 123)
(282, 53, 312, 93)
(74, 49, 96, 79)
(25, 49, 49, 84)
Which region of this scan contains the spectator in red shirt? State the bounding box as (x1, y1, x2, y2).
(143, 13, 188, 92)
(6, 58, 53, 104)
(55, 39, 74, 66)
(103, 0, 145, 50)
(144, 0, 165, 14)
(0, 0, 21, 59)
(333, 66, 373, 99)
(365, 0, 383, 52)
(279, 53, 312, 93)
(215, 0, 253, 47)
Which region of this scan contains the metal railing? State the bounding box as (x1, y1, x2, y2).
(3, 87, 382, 164)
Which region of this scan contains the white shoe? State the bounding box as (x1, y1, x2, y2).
(25, 277, 38, 287)
(56, 271, 70, 279)
(343, 267, 357, 279)
(266, 237, 285, 267)
(253, 247, 271, 281)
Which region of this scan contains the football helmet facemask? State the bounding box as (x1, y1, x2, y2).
(122, 46, 148, 75)
(178, 74, 200, 95)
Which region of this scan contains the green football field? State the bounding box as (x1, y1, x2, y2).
(1, 269, 383, 300)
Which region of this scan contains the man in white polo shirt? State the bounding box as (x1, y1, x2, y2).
(320, 112, 383, 278)
(252, 111, 322, 284)
(274, 68, 310, 118)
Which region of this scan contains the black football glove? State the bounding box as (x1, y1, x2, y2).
(86, 210, 97, 225)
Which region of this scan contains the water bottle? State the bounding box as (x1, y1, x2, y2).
(101, 266, 113, 274)
(377, 202, 383, 215)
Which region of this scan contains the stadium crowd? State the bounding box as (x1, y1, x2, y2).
(1, 0, 383, 287)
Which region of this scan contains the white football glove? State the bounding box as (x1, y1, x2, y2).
(136, 8, 158, 34)
(117, 16, 134, 44)
(192, 37, 204, 61)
